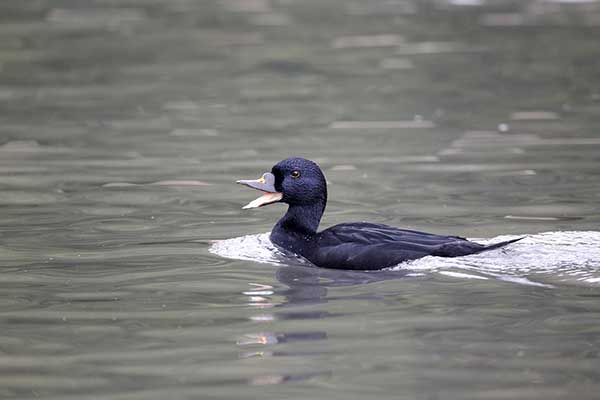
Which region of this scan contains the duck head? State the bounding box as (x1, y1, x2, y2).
(237, 157, 327, 210)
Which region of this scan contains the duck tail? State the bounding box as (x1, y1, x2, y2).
(479, 236, 525, 253)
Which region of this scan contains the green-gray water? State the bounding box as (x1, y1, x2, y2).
(1, 1, 600, 399)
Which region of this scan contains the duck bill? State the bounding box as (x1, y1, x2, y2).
(236, 172, 283, 209)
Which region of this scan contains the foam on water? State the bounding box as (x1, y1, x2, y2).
(210, 231, 600, 287)
(210, 233, 311, 267)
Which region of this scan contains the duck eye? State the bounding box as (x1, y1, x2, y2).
(290, 170, 301, 179)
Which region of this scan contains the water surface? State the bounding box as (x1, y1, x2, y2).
(1, 0, 600, 399)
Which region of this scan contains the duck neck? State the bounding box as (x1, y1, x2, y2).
(274, 200, 325, 238)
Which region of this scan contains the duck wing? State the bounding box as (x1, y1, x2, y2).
(309, 222, 520, 270)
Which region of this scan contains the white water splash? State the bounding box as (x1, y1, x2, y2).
(209, 231, 600, 287)
(209, 233, 311, 267)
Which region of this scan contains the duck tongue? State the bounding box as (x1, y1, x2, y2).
(242, 192, 283, 209)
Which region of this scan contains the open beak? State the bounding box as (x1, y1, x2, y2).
(236, 172, 283, 209)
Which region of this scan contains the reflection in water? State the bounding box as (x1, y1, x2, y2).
(248, 371, 332, 386)
(238, 331, 328, 347)
(242, 264, 413, 311)
(238, 264, 412, 385)
(238, 269, 336, 385)
(275, 265, 412, 305)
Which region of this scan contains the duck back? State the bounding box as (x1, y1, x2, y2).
(298, 222, 501, 270)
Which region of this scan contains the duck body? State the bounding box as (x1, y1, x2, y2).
(273, 222, 497, 271)
(238, 157, 521, 271)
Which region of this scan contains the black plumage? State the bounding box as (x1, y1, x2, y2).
(238, 157, 521, 270)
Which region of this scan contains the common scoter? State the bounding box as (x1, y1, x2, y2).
(237, 157, 520, 270)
